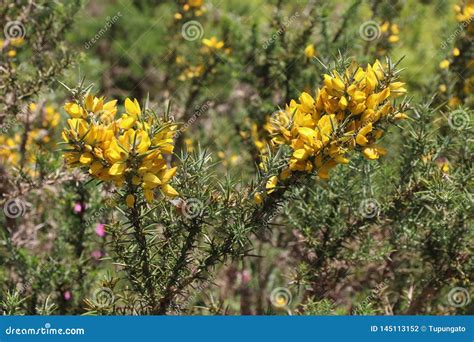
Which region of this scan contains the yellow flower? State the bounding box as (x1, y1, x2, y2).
(125, 98, 141, 117)
(435, 157, 450, 174)
(161, 184, 179, 198)
(10, 37, 24, 47)
(391, 24, 400, 35)
(119, 98, 141, 129)
(455, 2, 474, 22)
(202, 37, 224, 51)
(184, 138, 194, 152)
(393, 113, 409, 120)
(448, 97, 461, 108)
(356, 123, 373, 146)
(266, 176, 278, 194)
(453, 47, 461, 57)
(439, 59, 450, 69)
(126, 194, 135, 208)
(188, 0, 203, 7)
(304, 44, 315, 59)
(388, 35, 399, 43)
(381, 21, 390, 33)
(362, 146, 387, 160)
(64, 102, 86, 119)
(254, 192, 263, 205)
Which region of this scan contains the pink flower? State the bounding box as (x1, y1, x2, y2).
(91, 250, 103, 260)
(240, 270, 251, 285)
(95, 223, 106, 237)
(63, 290, 72, 301)
(73, 202, 84, 214)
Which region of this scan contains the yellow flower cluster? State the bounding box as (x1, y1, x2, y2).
(0, 103, 60, 173)
(174, 0, 205, 20)
(380, 21, 400, 44)
(304, 44, 316, 59)
(439, 1, 474, 107)
(176, 38, 229, 80)
(202, 36, 230, 54)
(0, 134, 20, 166)
(0, 37, 24, 58)
(267, 60, 407, 181)
(451, 0, 474, 105)
(178, 65, 205, 81)
(454, 0, 474, 22)
(62, 95, 179, 204)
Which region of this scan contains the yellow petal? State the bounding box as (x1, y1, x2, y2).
(79, 152, 93, 165)
(266, 176, 278, 194)
(394, 113, 409, 120)
(120, 115, 136, 130)
(143, 172, 162, 188)
(161, 167, 177, 183)
(293, 149, 308, 160)
(254, 192, 263, 205)
(126, 194, 135, 208)
(439, 59, 450, 69)
(109, 162, 127, 176)
(89, 161, 103, 175)
(125, 98, 141, 117)
(362, 147, 379, 160)
(161, 184, 179, 198)
(144, 189, 154, 203)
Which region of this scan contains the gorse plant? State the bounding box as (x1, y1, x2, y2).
(61, 93, 179, 202)
(52, 58, 409, 314)
(267, 59, 407, 176)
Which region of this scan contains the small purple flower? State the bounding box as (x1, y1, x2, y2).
(63, 290, 72, 301)
(91, 250, 103, 260)
(95, 223, 106, 237)
(240, 270, 251, 285)
(73, 202, 84, 214)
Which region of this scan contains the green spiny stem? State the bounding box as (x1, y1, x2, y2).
(129, 200, 158, 314)
(157, 223, 201, 314)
